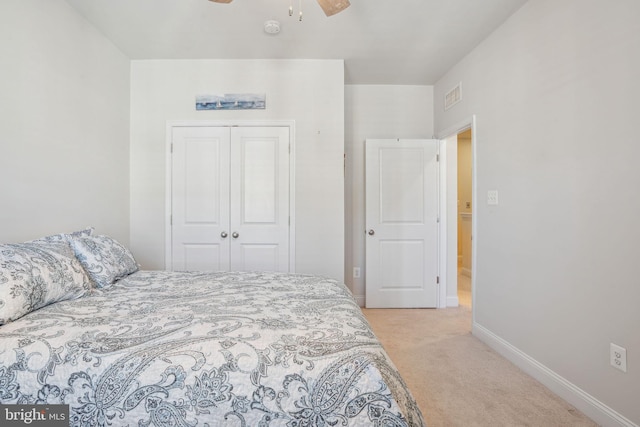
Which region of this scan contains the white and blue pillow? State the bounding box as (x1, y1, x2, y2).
(0, 231, 94, 325)
(0, 228, 139, 324)
(69, 234, 139, 289)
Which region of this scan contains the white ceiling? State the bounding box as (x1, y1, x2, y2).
(64, 0, 527, 85)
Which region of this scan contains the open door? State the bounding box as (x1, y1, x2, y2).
(365, 139, 439, 308)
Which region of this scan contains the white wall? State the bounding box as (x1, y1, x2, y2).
(435, 0, 640, 424)
(0, 0, 130, 244)
(130, 60, 345, 280)
(345, 85, 434, 304)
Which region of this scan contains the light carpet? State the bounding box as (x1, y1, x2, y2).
(362, 305, 598, 426)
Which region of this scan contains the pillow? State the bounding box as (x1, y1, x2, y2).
(30, 227, 95, 245)
(26, 227, 95, 258)
(69, 234, 139, 289)
(0, 242, 92, 325)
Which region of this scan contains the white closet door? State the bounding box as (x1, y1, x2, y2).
(171, 126, 230, 271)
(170, 125, 290, 273)
(230, 127, 290, 272)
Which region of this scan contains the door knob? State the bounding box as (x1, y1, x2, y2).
(368, 229, 375, 236)
(221, 232, 228, 238)
(232, 232, 239, 239)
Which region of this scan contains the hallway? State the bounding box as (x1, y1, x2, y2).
(458, 270, 471, 307)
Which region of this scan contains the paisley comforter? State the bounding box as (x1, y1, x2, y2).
(0, 270, 425, 426)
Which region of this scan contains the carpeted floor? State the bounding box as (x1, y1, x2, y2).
(362, 304, 598, 426)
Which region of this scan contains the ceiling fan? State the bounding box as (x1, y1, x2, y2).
(208, 0, 351, 17)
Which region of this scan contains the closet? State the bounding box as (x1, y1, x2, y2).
(169, 125, 291, 272)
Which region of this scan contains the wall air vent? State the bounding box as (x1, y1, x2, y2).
(444, 82, 462, 110)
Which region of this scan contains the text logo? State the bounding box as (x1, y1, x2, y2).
(1, 405, 68, 426)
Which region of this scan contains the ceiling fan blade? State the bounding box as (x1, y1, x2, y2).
(316, 0, 350, 16)
(208, 0, 233, 3)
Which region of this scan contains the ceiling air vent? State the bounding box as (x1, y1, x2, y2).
(444, 82, 462, 110)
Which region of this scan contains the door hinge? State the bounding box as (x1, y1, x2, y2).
(436, 154, 440, 162)
(170, 143, 174, 153)
(436, 276, 440, 284)
(170, 214, 172, 226)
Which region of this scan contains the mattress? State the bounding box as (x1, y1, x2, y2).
(0, 270, 425, 426)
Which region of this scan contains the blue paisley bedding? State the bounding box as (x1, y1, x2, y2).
(0, 270, 425, 426)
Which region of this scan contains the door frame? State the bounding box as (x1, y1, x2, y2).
(164, 120, 296, 272)
(437, 116, 477, 314)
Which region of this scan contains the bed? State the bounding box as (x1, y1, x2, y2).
(0, 230, 425, 426)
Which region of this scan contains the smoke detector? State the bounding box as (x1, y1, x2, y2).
(264, 20, 281, 35)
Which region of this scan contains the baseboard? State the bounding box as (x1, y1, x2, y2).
(357, 294, 453, 308)
(473, 322, 638, 427)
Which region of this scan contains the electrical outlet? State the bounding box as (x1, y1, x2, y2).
(610, 343, 627, 372)
(487, 190, 499, 205)
(353, 267, 361, 279)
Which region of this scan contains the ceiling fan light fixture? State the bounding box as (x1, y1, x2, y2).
(207, 0, 350, 18)
(316, 0, 350, 16)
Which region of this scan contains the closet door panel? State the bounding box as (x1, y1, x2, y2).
(230, 127, 290, 272)
(242, 138, 277, 224)
(179, 244, 224, 272)
(171, 127, 230, 271)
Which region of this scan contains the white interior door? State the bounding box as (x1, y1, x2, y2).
(365, 139, 439, 308)
(171, 126, 230, 271)
(170, 125, 290, 272)
(230, 127, 290, 272)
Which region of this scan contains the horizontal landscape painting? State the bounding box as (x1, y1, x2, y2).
(196, 93, 266, 110)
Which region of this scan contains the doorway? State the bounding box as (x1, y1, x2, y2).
(439, 116, 476, 311)
(456, 129, 473, 307)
